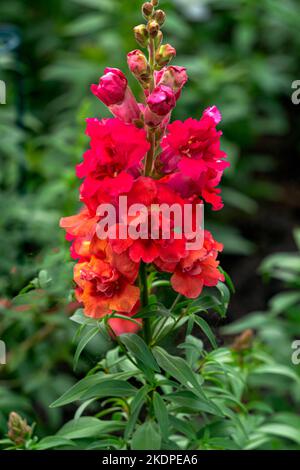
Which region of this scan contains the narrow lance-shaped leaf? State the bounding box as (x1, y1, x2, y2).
(153, 392, 169, 439)
(193, 315, 218, 349)
(153, 346, 208, 400)
(131, 421, 161, 450)
(120, 333, 160, 372)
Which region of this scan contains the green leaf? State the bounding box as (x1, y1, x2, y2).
(222, 187, 257, 214)
(74, 326, 99, 369)
(190, 296, 220, 312)
(257, 423, 300, 445)
(293, 228, 300, 251)
(168, 415, 196, 441)
(153, 392, 169, 439)
(64, 15, 109, 36)
(178, 335, 203, 366)
(269, 291, 300, 314)
(120, 334, 160, 373)
(166, 390, 223, 417)
(81, 379, 137, 400)
(221, 313, 268, 335)
(125, 385, 149, 440)
(216, 282, 230, 317)
(153, 346, 208, 401)
(193, 315, 217, 349)
(132, 302, 169, 319)
(38, 269, 52, 289)
(57, 417, 125, 440)
(71, 0, 115, 12)
(74, 398, 97, 419)
(50, 371, 136, 407)
(70, 309, 98, 326)
(250, 364, 300, 386)
(131, 421, 161, 450)
(35, 437, 76, 450)
(219, 267, 235, 294)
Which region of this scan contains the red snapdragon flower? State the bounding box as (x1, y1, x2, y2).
(60, 208, 98, 260)
(76, 118, 150, 212)
(74, 240, 139, 318)
(158, 106, 229, 209)
(156, 230, 224, 298)
(108, 177, 187, 264)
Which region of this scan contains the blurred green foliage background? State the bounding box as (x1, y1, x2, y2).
(0, 0, 300, 444)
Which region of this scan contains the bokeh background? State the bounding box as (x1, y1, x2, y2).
(0, 0, 300, 439)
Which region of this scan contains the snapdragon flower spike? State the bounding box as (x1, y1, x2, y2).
(91, 68, 141, 123)
(60, 2, 229, 336)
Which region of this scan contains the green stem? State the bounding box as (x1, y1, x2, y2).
(151, 280, 171, 289)
(144, 37, 157, 177)
(148, 37, 156, 93)
(140, 37, 157, 342)
(139, 262, 151, 344)
(151, 294, 183, 344)
(170, 293, 183, 312)
(145, 130, 156, 176)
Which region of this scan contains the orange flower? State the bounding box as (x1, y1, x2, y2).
(74, 251, 139, 318)
(60, 208, 98, 260)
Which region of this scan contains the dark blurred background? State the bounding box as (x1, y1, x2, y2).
(0, 0, 300, 436)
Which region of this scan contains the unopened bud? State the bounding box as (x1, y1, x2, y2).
(127, 49, 151, 85)
(152, 0, 159, 5)
(148, 20, 159, 38)
(154, 9, 166, 26)
(142, 2, 153, 18)
(7, 412, 32, 446)
(91, 68, 127, 106)
(155, 30, 163, 48)
(155, 44, 176, 67)
(231, 329, 254, 352)
(147, 84, 176, 116)
(155, 66, 188, 99)
(133, 24, 149, 48)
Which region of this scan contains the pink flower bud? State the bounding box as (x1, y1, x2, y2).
(147, 84, 176, 116)
(91, 68, 141, 124)
(91, 68, 127, 106)
(155, 44, 176, 67)
(155, 65, 188, 98)
(127, 50, 150, 83)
